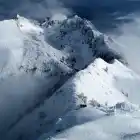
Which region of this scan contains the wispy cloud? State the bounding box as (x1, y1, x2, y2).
(110, 13, 140, 74)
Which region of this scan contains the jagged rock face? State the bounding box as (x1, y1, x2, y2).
(43, 16, 123, 67)
(38, 59, 140, 140)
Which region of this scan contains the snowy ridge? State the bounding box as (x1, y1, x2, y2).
(0, 14, 140, 140)
(38, 59, 140, 140)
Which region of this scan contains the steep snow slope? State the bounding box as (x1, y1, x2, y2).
(3, 58, 140, 140)
(56, 58, 140, 107)
(39, 59, 140, 140)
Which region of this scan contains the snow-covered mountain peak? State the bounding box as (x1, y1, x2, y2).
(17, 14, 43, 35)
(2, 14, 122, 78)
(0, 14, 140, 140)
(38, 58, 140, 140)
(42, 15, 123, 69)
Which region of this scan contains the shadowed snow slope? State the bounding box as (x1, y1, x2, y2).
(0, 14, 140, 140)
(40, 112, 140, 140)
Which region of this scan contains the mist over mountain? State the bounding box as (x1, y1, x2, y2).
(0, 1, 140, 140)
(63, 0, 140, 74)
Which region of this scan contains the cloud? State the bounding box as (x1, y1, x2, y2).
(0, 0, 71, 20)
(109, 13, 140, 74)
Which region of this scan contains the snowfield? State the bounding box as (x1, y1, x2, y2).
(0, 14, 140, 140)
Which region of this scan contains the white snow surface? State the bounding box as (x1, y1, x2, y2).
(39, 59, 140, 140)
(0, 14, 140, 140)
